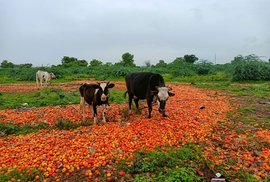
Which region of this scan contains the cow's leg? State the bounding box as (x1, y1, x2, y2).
(134, 97, 140, 114)
(93, 104, 98, 124)
(134, 97, 139, 109)
(80, 97, 86, 121)
(36, 75, 39, 86)
(89, 104, 92, 114)
(40, 79, 43, 86)
(128, 93, 133, 114)
(147, 98, 153, 118)
(102, 104, 107, 123)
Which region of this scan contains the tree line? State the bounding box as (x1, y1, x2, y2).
(1, 53, 270, 82)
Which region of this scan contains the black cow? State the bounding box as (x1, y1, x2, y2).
(79, 82, 115, 124)
(124, 72, 175, 118)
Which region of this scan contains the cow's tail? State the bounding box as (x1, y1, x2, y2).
(123, 91, 128, 99)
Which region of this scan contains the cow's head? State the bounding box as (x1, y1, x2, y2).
(50, 73, 56, 78)
(152, 87, 175, 114)
(96, 82, 115, 102)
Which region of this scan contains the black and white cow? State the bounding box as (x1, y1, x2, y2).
(79, 82, 115, 124)
(124, 72, 175, 118)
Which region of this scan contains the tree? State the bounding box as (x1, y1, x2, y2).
(232, 54, 262, 64)
(195, 59, 213, 75)
(17, 63, 33, 68)
(245, 54, 261, 61)
(77, 60, 88, 67)
(144, 60, 151, 67)
(155, 60, 167, 67)
(90, 59, 103, 67)
(183, 54, 198, 64)
(116, 52, 136, 67)
(168, 57, 196, 76)
(105, 62, 113, 66)
(231, 55, 244, 64)
(61, 56, 88, 67)
(231, 54, 267, 81)
(170, 57, 184, 66)
(61, 56, 77, 65)
(1, 60, 14, 68)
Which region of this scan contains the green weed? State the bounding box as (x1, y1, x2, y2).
(0, 88, 125, 110)
(0, 168, 41, 182)
(119, 143, 208, 181)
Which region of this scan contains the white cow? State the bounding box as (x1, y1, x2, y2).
(36, 70, 56, 86)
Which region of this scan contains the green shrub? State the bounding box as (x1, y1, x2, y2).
(231, 55, 270, 81)
(126, 144, 206, 181)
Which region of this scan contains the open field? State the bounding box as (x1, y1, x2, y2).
(0, 81, 270, 181)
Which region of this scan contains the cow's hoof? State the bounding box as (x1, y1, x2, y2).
(162, 113, 168, 117)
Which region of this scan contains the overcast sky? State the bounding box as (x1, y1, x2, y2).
(1, 0, 269, 66)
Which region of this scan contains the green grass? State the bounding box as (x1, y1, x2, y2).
(238, 107, 254, 114)
(0, 88, 79, 109)
(195, 82, 270, 98)
(0, 168, 41, 182)
(109, 89, 126, 104)
(0, 122, 46, 135)
(118, 143, 208, 182)
(0, 88, 125, 110)
(162, 72, 230, 83)
(0, 119, 93, 136)
(134, 168, 202, 182)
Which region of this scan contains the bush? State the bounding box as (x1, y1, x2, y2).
(232, 60, 270, 81)
(7, 68, 38, 81)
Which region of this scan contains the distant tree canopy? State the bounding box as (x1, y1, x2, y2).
(61, 56, 88, 67)
(195, 60, 213, 75)
(116, 52, 136, 67)
(2, 53, 270, 82)
(144, 60, 151, 67)
(183, 54, 199, 64)
(17, 63, 33, 68)
(90, 59, 103, 67)
(231, 54, 262, 64)
(170, 57, 184, 65)
(168, 57, 196, 76)
(0, 60, 32, 68)
(1, 60, 15, 68)
(155, 60, 167, 67)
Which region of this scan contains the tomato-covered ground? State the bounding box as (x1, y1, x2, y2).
(0, 81, 270, 181)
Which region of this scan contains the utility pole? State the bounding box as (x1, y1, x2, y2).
(214, 53, 216, 64)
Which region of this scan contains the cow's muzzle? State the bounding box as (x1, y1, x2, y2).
(158, 100, 166, 113)
(101, 94, 108, 101)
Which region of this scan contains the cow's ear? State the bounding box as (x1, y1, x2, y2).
(107, 83, 115, 88)
(168, 92, 175, 97)
(167, 87, 172, 91)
